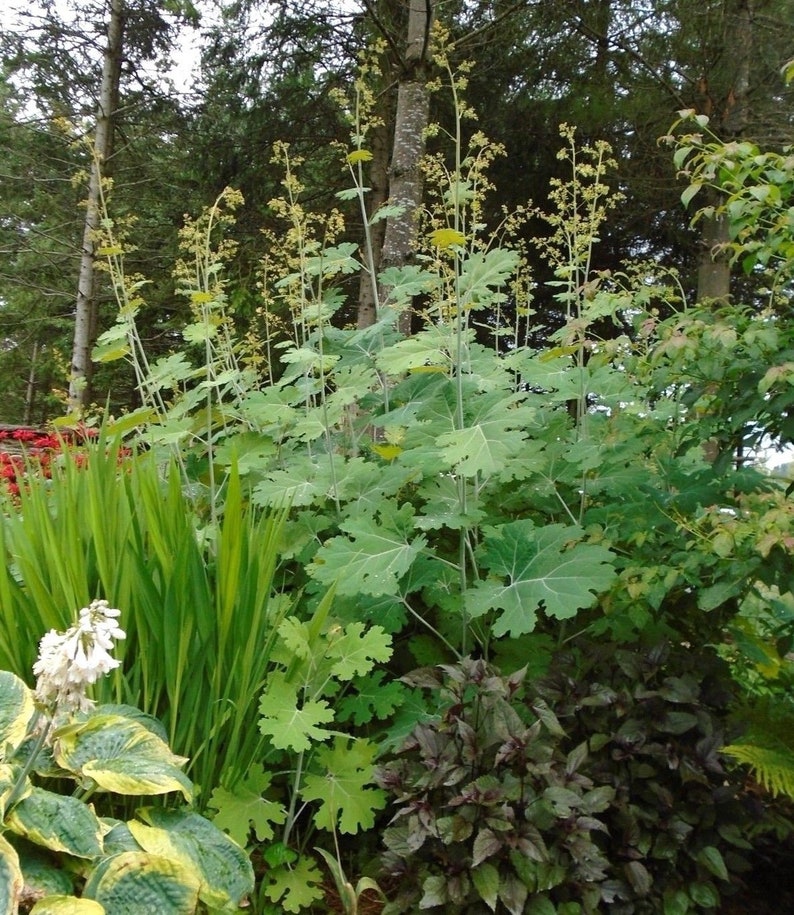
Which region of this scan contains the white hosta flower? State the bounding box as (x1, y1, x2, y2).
(33, 599, 126, 717)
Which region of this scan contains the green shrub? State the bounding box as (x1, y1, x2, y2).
(377, 643, 778, 914)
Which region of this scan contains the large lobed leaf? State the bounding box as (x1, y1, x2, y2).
(308, 501, 426, 597)
(258, 672, 335, 752)
(208, 765, 287, 847)
(300, 737, 386, 835)
(466, 521, 617, 637)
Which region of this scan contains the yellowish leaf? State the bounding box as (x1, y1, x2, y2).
(347, 149, 373, 165)
(429, 228, 466, 249)
(371, 443, 402, 461)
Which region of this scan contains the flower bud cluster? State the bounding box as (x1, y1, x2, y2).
(33, 599, 126, 716)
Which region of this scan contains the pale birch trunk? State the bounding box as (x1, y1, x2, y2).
(69, 0, 124, 412)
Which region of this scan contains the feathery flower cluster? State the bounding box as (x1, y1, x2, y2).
(33, 599, 125, 716)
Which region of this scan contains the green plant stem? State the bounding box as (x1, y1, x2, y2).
(6, 711, 51, 810)
(282, 747, 305, 849)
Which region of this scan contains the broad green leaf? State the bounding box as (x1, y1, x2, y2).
(375, 327, 453, 376)
(437, 423, 527, 477)
(696, 845, 729, 881)
(0, 834, 22, 915)
(15, 843, 75, 897)
(0, 670, 34, 757)
(30, 897, 105, 915)
(472, 828, 503, 866)
(302, 242, 359, 278)
(146, 353, 196, 391)
(681, 184, 700, 208)
(517, 353, 583, 402)
(308, 502, 426, 597)
(544, 786, 584, 815)
(420, 875, 448, 908)
(663, 888, 691, 915)
(525, 896, 556, 915)
(689, 882, 719, 907)
(182, 321, 218, 344)
(253, 460, 334, 508)
(301, 737, 386, 834)
(499, 874, 529, 915)
(130, 808, 254, 911)
(264, 856, 324, 913)
(208, 766, 287, 846)
(336, 671, 407, 726)
(212, 432, 276, 474)
(327, 622, 392, 680)
(101, 821, 142, 856)
(466, 521, 616, 637)
(258, 673, 335, 751)
(458, 248, 519, 310)
(414, 475, 487, 531)
(370, 203, 406, 223)
(92, 340, 131, 362)
(472, 862, 500, 912)
(53, 713, 193, 801)
(437, 389, 535, 479)
(83, 852, 200, 915)
(377, 265, 437, 306)
(6, 788, 103, 858)
(625, 861, 652, 897)
(277, 616, 313, 661)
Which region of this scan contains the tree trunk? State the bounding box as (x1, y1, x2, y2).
(697, 194, 731, 303)
(357, 113, 392, 328)
(696, 0, 752, 305)
(378, 0, 433, 336)
(69, 0, 124, 413)
(23, 341, 39, 426)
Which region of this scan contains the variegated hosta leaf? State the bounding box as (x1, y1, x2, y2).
(14, 841, 74, 897)
(53, 713, 193, 801)
(0, 762, 30, 821)
(129, 808, 255, 911)
(5, 787, 103, 858)
(82, 851, 200, 915)
(0, 670, 34, 759)
(30, 896, 105, 914)
(0, 834, 23, 915)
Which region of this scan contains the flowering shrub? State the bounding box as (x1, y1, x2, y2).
(0, 425, 97, 496)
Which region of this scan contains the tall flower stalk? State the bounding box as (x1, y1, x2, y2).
(6, 599, 125, 811)
(32, 598, 125, 720)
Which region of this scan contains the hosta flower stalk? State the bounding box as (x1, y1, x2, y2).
(33, 598, 125, 719)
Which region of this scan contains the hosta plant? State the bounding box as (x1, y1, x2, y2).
(0, 600, 253, 915)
